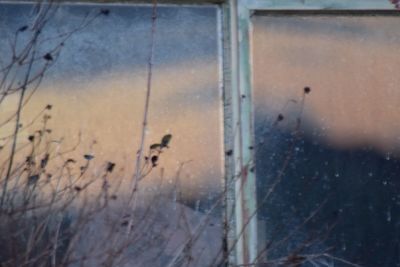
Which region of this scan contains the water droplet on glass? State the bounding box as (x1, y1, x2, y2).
(386, 208, 392, 222)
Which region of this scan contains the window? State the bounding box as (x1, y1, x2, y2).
(229, 0, 400, 266)
(0, 0, 399, 266)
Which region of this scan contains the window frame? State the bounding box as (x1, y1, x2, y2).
(227, 0, 399, 266)
(2, 1, 398, 266)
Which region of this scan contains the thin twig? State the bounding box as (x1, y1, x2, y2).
(126, 0, 158, 234)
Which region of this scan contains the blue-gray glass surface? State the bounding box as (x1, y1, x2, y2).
(253, 16, 400, 266)
(0, 3, 222, 266)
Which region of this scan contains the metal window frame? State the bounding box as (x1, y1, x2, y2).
(227, 0, 398, 266)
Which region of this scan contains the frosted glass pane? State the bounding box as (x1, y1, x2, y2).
(253, 15, 400, 267)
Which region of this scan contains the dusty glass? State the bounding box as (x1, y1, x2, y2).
(0, 2, 223, 266)
(253, 15, 400, 267)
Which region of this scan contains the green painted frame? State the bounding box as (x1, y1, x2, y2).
(228, 0, 399, 266)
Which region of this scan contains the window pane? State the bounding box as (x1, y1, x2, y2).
(0, 3, 223, 266)
(253, 15, 400, 266)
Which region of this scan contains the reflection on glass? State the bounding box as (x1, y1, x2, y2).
(0, 3, 222, 266)
(253, 16, 400, 266)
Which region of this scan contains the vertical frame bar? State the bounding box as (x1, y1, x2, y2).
(222, 1, 237, 265)
(236, 1, 258, 265)
(229, 0, 258, 265)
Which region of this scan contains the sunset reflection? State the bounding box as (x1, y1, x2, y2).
(253, 16, 400, 155)
(0, 3, 222, 206)
(253, 15, 400, 267)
